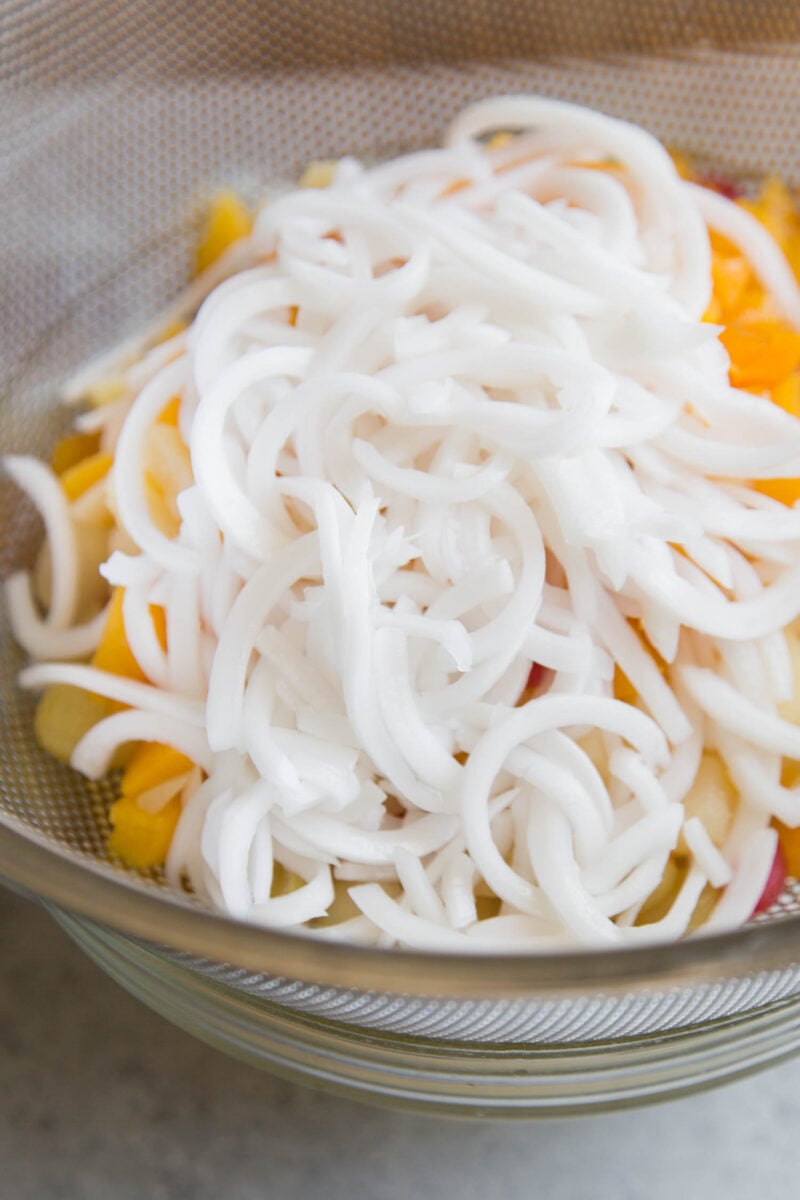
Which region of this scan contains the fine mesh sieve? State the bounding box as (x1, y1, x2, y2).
(6, 0, 800, 1054)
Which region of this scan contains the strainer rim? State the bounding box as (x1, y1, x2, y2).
(2, 812, 799, 997)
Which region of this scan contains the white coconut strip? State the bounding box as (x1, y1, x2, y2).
(505, 745, 608, 863)
(134, 774, 192, 814)
(393, 847, 448, 925)
(201, 781, 275, 917)
(373, 626, 461, 794)
(702, 828, 779, 932)
(683, 817, 733, 889)
(348, 883, 469, 949)
(281, 811, 458, 866)
(3, 455, 80, 630)
(206, 532, 320, 751)
(441, 852, 478, 929)
(165, 570, 205, 698)
(247, 862, 334, 928)
(111, 358, 197, 570)
(71, 709, 213, 779)
(717, 737, 800, 827)
(679, 665, 800, 758)
(595, 589, 691, 743)
(624, 865, 708, 943)
(526, 800, 624, 944)
(608, 748, 672, 813)
(447, 95, 711, 315)
(190, 345, 312, 558)
(581, 806, 683, 894)
(688, 181, 800, 328)
(4, 572, 107, 660)
(18, 662, 204, 728)
(120, 584, 170, 688)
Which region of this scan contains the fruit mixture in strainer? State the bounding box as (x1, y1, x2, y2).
(6, 95, 800, 951)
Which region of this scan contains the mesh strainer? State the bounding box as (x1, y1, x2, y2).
(5, 0, 800, 1115)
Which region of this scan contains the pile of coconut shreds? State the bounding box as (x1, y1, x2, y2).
(10, 94, 800, 951)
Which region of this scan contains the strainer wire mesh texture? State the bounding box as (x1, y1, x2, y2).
(5, 0, 800, 1046)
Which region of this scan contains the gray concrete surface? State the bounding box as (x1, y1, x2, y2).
(1, 885, 798, 1199)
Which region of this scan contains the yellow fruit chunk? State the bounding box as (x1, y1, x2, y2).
(91, 587, 166, 682)
(720, 319, 800, 390)
(771, 373, 800, 419)
(755, 476, 800, 508)
(121, 742, 194, 799)
(51, 431, 101, 476)
(777, 625, 800, 725)
(156, 395, 182, 427)
(34, 684, 112, 763)
(299, 161, 337, 189)
(677, 753, 737, 854)
(636, 854, 686, 926)
(60, 451, 113, 502)
(107, 793, 182, 869)
(196, 190, 253, 274)
(143, 423, 193, 537)
(775, 821, 800, 878)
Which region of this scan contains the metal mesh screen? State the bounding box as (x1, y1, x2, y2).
(5, 1, 800, 1042)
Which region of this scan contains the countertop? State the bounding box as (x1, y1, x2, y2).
(2, 885, 799, 1200)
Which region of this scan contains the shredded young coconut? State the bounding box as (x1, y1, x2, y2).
(8, 95, 800, 949)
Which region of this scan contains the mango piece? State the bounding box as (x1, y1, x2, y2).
(755, 476, 800, 508)
(60, 451, 113, 502)
(776, 820, 800, 877)
(107, 793, 182, 869)
(720, 319, 800, 390)
(121, 742, 194, 799)
(771, 373, 800, 419)
(196, 190, 253, 274)
(157, 395, 182, 427)
(91, 588, 166, 682)
(51, 431, 101, 476)
(33, 684, 112, 764)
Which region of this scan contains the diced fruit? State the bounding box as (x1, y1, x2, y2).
(299, 161, 337, 189)
(677, 753, 738, 853)
(720, 320, 800, 390)
(143, 423, 193, 536)
(311, 879, 361, 927)
(51, 431, 101, 476)
(196, 190, 253, 274)
(755, 476, 800, 507)
(271, 863, 306, 896)
(33, 684, 112, 763)
(120, 742, 194, 799)
(60, 451, 113, 502)
(688, 882, 722, 932)
(636, 854, 687, 926)
(157, 395, 182, 427)
(107, 793, 182, 869)
(753, 845, 787, 914)
(777, 624, 800, 725)
(91, 587, 166, 682)
(776, 821, 800, 877)
(770, 373, 800, 419)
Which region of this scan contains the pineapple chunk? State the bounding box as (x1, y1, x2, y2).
(196, 190, 252, 274)
(33, 684, 112, 764)
(677, 753, 737, 854)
